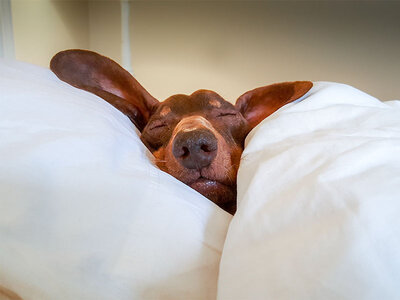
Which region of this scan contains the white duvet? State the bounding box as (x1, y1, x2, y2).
(219, 82, 400, 300)
(1, 60, 399, 299)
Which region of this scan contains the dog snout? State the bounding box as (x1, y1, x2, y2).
(172, 128, 218, 169)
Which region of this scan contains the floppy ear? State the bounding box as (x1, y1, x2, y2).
(236, 81, 313, 129)
(50, 49, 159, 131)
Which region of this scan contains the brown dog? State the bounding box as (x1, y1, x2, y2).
(50, 50, 312, 214)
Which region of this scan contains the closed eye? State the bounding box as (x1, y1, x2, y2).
(217, 112, 237, 117)
(150, 123, 168, 130)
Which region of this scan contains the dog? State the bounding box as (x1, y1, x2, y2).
(50, 50, 312, 214)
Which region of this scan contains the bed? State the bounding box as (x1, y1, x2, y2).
(1, 60, 399, 299)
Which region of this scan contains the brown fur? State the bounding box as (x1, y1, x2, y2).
(50, 49, 313, 214)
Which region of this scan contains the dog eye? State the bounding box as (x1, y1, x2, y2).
(217, 112, 237, 117)
(149, 123, 168, 130)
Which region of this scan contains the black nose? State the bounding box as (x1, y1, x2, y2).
(172, 128, 218, 169)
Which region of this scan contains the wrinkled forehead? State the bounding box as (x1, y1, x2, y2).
(160, 90, 234, 116)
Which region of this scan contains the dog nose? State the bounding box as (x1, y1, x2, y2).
(172, 128, 218, 169)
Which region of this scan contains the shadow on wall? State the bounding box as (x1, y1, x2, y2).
(53, 1, 122, 62)
(51, 0, 89, 47)
(129, 1, 400, 101)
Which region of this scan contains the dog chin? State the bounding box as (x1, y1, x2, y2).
(190, 178, 236, 207)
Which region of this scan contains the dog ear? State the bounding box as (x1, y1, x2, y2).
(50, 49, 159, 132)
(235, 81, 313, 129)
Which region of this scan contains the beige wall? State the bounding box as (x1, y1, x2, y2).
(10, 1, 400, 101)
(11, 0, 121, 67)
(11, 0, 89, 68)
(130, 1, 400, 102)
(88, 1, 121, 63)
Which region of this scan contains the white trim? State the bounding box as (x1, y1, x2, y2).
(0, 0, 15, 59)
(121, 0, 132, 73)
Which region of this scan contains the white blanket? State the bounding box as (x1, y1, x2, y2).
(218, 82, 400, 300)
(0, 60, 231, 300)
(1, 60, 400, 299)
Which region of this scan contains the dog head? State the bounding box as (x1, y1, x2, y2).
(50, 50, 312, 214)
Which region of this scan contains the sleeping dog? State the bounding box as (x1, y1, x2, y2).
(50, 50, 312, 214)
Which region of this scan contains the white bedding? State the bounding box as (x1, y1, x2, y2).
(1, 60, 400, 300)
(218, 82, 400, 299)
(0, 60, 231, 299)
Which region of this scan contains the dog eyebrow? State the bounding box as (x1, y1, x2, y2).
(159, 106, 171, 117)
(209, 99, 221, 108)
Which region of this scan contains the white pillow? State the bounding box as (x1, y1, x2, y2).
(218, 82, 400, 300)
(0, 59, 232, 300)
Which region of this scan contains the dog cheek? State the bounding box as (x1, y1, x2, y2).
(203, 138, 235, 185)
(230, 145, 243, 170)
(153, 147, 167, 171)
(152, 139, 182, 176)
(229, 146, 243, 181)
(223, 145, 242, 185)
(163, 143, 180, 174)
